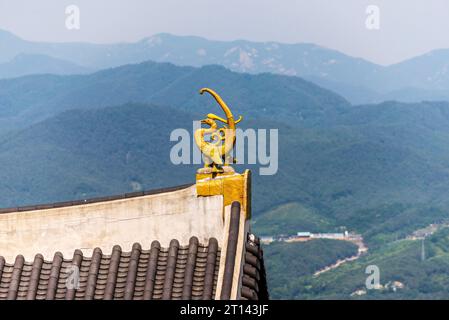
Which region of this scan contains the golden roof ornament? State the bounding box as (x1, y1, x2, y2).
(194, 88, 251, 220)
(194, 88, 242, 174)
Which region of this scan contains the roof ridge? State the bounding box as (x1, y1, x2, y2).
(0, 183, 193, 214)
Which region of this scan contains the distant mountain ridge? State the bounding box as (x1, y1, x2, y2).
(3, 29, 449, 103)
(0, 53, 91, 78)
(0, 60, 350, 133)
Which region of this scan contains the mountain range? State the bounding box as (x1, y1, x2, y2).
(3, 29, 449, 103)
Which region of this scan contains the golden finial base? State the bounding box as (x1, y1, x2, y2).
(196, 166, 235, 175)
(195, 169, 251, 220)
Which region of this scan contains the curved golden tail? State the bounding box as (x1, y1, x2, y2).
(197, 88, 243, 168)
(199, 88, 239, 130)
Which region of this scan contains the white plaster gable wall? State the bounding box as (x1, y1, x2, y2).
(0, 186, 224, 261)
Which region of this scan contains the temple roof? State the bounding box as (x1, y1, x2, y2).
(0, 176, 268, 300)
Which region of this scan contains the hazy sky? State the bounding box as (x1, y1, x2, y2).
(0, 0, 448, 65)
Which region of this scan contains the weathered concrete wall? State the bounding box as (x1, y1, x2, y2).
(0, 186, 224, 261)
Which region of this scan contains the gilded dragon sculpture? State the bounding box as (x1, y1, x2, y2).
(194, 88, 242, 173)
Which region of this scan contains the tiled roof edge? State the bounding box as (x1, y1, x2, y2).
(240, 234, 269, 300)
(0, 238, 222, 300)
(220, 201, 241, 299)
(0, 183, 194, 214)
